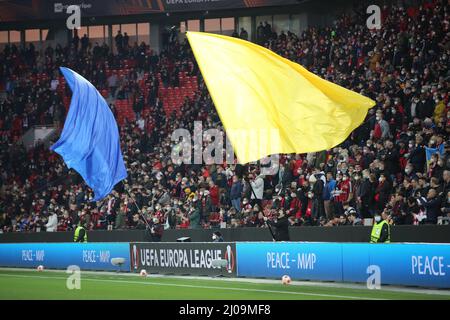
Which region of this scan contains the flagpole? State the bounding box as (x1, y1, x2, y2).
(122, 181, 152, 230)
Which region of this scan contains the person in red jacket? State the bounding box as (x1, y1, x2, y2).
(288, 191, 302, 218)
(208, 180, 220, 211)
(333, 172, 353, 217)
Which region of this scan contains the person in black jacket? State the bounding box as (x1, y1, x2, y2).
(264, 210, 290, 241)
(405, 196, 420, 224)
(212, 231, 224, 242)
(358, 170, 374, 218)
(408, 136, 426, 173)
(421, 188, 442, 224)
(310, 174, 325, 222)
(380, 140, 400, 177)
(149, 216, 164, 242)
(375, 173, 392, 212)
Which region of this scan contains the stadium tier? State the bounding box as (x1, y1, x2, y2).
(0, 0, 449, 304)
(1, 1, 449, 234)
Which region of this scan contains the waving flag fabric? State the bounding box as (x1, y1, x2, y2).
(50, 67, 127, 201)
(186, 31, 375, 164)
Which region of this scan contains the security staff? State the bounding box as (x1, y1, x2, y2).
(74, 223, 88, 243)
(370, 212, 390, 243)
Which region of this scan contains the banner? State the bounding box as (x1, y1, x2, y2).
(130, 242, 236, 276)
(0, 0, 300, 22)
(0, 243, 130, 271)
(162, 0, 299, 12)
(236, 242, 343, 281)
(425, 144, 445, 170)
(342, 243, 450, 288)
(2, 241, 448, 288)
(236, 242, 450, 288)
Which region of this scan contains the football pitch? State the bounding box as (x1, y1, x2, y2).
(0, 269, 449, 300)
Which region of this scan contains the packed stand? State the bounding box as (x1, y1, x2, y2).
(0, 0, 449, 234)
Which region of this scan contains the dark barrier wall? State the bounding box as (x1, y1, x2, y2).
(0, 225, 449, 243)
(0, 230, 151, 243)
(161, 225, 450, 243)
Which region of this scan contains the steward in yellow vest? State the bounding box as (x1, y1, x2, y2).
(370, 213, 391, 243)
(74, 224, 88, 243)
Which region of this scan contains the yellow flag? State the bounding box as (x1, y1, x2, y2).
(186, 31, 375, 164)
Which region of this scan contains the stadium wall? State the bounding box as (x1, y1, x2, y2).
(0, 242, 130, 271)
(236, 242, 450, 288)
(0, 241, 449, 288)
(0, 225, 449, 243)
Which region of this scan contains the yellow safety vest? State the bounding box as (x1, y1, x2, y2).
(74, 226, 88, 243)
(370, 220, 390, 243)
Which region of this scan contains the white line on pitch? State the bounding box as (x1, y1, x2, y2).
(0, 273, 383, 300)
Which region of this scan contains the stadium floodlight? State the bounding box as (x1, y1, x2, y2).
(111, 257, 126, 273)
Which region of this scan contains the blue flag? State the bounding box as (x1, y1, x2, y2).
(50, 67, 127, 201)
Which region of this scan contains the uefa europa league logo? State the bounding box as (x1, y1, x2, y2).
(132, 244, 139, 270)
(225, 245, 234, 273)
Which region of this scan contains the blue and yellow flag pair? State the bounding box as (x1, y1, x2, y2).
(53, 32, 374, 200)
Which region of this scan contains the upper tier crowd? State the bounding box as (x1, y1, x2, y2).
(0, 0, 449, 233)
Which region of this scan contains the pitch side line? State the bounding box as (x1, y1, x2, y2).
(0, 273, 383, 300)
(2, 268, 449, 296)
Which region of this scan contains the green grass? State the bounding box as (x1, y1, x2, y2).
(0, 269, 449, 300)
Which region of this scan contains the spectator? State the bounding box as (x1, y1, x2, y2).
(375, 174, 392, 213)
(404, 196, 420, 225)
(230, 175, 243, 212)
(345, 206, 362, 226)
(249, 173, 264, 207)
(115, 30, 123, 53)
(310, 174, 325, 223)
(239, 28, 248, 40)
(421, 188, 442, 224)
(208, 181, 220, 212)
(212, 231, 224, 242)
(358, 169, 374, 219)
(256, 22, 265, 44)
(264, 209, 290, 241)
(373, 111, 391, 140)
(440, 191, 450, 219)
(133, 95, 144, 119)
(381, 140, 400, 178)
(0, 213, 12, 232)
(189, 201, 201, 229)
(149, 216, 163, 241)
(81, 34, 89, 52)
(123, 32, 129, 49)
(408, 135, 426, 173)
(323, 171, 337, 220)
(45, 211, 58, 232)
(0, 0, 447, 233)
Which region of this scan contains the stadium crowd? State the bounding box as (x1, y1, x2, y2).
(0, 0, 449, 233)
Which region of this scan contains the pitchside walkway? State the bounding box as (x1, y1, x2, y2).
(1, 268, 449, 297)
